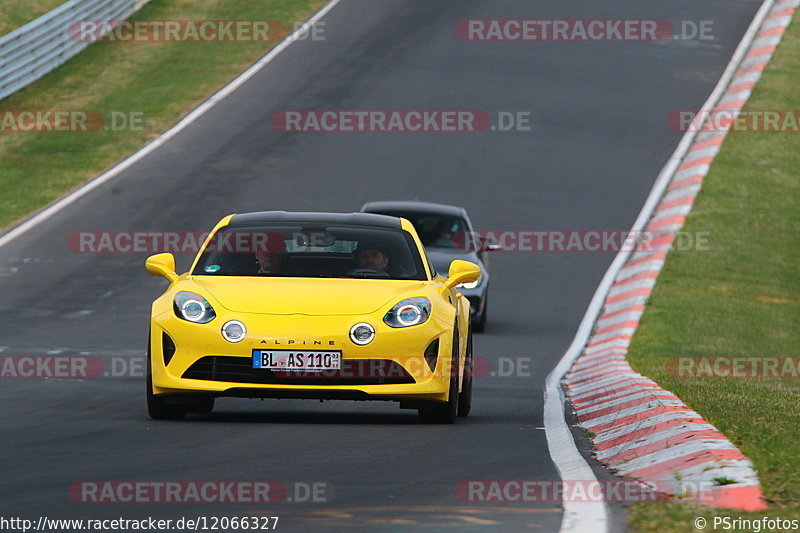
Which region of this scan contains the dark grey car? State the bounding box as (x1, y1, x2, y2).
(360, 201, 495, 332)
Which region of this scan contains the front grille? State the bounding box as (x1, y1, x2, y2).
(182, 356, 415, 385)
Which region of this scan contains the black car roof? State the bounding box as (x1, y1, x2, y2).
(228, 211, 402, 229)
(360, 201, 467, 218)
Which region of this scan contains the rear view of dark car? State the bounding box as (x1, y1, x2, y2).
(361, 201, 495, 332)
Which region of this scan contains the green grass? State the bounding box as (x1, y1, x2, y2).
(0, 0, 67, 36)
(626, 14, 800, 533)
(0, 0, 325, 229)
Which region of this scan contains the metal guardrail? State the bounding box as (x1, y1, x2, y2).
(0, 0, 151, 101)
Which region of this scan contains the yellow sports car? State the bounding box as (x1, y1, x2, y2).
(145, 212, 480, 422)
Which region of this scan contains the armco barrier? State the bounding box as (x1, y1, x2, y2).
(0, 0, 152, 101)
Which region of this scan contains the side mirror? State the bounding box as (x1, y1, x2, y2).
(445, 260, 481, 289)
(145, 253, 178, 282)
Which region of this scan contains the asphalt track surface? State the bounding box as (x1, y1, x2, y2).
(0, 0, 762, 531)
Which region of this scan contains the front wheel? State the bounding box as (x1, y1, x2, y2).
(418, 328, 460, 424)
(146, 336, 186, 420)
(457, 329, 473, 417)
(418, 366, 458, 423)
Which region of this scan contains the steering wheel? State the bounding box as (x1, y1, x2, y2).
(345, 268, 389, 277)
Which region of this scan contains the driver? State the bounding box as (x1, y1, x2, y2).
(353, 242, 390, 272)
(433, 219, 458, 247)
(254, 238, 287, 274)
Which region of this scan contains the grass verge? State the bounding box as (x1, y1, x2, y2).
(626, 13, 800, 533)
(0, 0, 66, 36)
(0, 0, 325, 229)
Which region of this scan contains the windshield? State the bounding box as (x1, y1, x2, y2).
(192, 224, 427, 280)
(366, 211, 473, 250)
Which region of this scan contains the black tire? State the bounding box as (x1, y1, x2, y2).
(457, 329, 473, 417)
(146, 335, 186, 420)
(418, 327, 460, 424)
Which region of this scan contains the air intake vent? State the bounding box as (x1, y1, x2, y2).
(162, 332, 177, 366)
(424, 339, 439, 371)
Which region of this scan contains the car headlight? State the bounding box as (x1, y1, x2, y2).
(222, 320, 247, 343)
(383, 297, 431, 328)
(458, 274, 483, 290)
(174, 291, 216, 323)
(350, 323, 375, 345)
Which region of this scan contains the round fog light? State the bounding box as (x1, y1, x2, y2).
(222, 320, 246, 343)
(349, 323, 375, 345)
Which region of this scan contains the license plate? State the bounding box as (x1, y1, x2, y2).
(252, 350, 342, 372)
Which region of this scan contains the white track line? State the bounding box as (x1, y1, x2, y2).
(544, 1, 776, 531)
(0, 0, 345, 250)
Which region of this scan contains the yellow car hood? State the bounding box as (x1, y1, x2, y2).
(193, 276, 426, 316)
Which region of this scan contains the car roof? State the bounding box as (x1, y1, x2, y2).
(360, 201, 467, 218)
(228, 211, 402, 229)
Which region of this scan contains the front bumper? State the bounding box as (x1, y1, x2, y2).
(149, 311, 455, 403)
